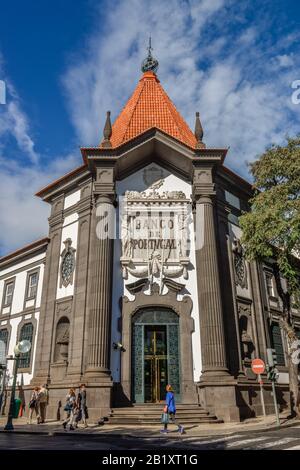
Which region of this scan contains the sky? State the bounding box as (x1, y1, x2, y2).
(0, 0, 300, 255)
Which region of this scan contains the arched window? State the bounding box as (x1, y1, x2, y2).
(54, 317, 70, 362)
(19, 323, 33, 369)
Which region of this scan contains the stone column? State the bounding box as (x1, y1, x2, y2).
(85, 193, 115, 378)
(31, 195, 64, 386)
(66, 181, 93, 382)
(193, 168, 229, 380)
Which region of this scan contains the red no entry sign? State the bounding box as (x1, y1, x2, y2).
(251, 358, 265, 375)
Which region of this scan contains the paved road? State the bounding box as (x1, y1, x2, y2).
(0, 426, 300, 450)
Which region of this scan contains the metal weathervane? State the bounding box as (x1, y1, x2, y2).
(141, 36, 159, 74)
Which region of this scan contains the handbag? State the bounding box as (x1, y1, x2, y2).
(75, 408, 82, 422)
(29, 399, 36, 409)
(64, 403, 72, 412)
(161, 412, 169, 424)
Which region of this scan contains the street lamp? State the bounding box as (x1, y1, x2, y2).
(0, 340, 6, 412)
(4, 340, 31, 431)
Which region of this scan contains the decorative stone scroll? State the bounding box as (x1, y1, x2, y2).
(60, 238, 76, 288)
(125, 188, 187, 200)
(232, 238, 248, 289)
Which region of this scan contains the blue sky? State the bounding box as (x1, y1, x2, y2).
(0, 0, 300, 255)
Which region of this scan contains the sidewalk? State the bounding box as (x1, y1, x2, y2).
(0, 412, 299, 438)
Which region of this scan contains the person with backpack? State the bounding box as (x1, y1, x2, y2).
(160, 384, 184, 434)
(28, 387, 40, 424)
(37, 384, 49, 424)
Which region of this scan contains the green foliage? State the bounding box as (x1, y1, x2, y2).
(240, 136, 300, 297)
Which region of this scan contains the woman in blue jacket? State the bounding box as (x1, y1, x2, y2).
(161, 384, 184, 434)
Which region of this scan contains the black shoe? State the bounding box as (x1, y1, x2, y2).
(69, 425, 75, 430)
(63, 422, 67, 430)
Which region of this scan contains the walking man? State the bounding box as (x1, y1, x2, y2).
(77, 383, 88, 428)
(38, 384, 49, 424)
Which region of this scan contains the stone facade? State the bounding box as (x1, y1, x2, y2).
(0, 70, 298, 423)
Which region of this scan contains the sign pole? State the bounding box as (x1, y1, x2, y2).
(251, 358, 267, 419)
(258, 373, 266, 416)
(272, 379, 280, 427)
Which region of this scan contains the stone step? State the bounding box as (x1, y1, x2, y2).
(108, 417, 221, 424)
(110, 410, 210, 416)
(107, 404, 222, 425)
(130, 404, 205, 408)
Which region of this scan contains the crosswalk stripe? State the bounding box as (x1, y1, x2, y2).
(284, 444, 300, 450)
(184, 434, 244, 445)
(159, 434, 300, 450)
(251, 438, 296, 449)
(226, 437, 268, 448)
(159, 434, 244, 447)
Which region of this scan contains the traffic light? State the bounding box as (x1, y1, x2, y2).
(267, 348, 278, 367)
(266, 349, 279, 382)
(266, 365, 279, 382)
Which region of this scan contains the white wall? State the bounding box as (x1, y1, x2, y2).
(56, 212, 79, 299)
(0, 252, 45, 386)
(64, 189, 81, 210)
(0, 253, 45, 314)
(111, 163, 202, 382)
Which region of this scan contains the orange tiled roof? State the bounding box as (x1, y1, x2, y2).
(108, 71, 197, 149)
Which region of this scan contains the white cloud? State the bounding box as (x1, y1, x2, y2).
(62, 0, 226, 145)
(0, 153, 79, 254)
(62, 0, 300, 179)
(0, 81, 39, 164)
(0, 64, 79, 255)
(276, 54, 294, 68)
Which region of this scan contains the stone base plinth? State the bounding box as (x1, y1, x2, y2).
(197, 380, 291, 422)
(24, 381, 113, 423)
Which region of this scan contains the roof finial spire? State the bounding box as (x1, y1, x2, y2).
(141, 36, 159, 74)
(147, 36, 153, 57)
(194, 111, 206, 149)
(101, 110, 112, 148)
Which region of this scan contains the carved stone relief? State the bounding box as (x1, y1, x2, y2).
(143, 166, 165, 186)
(238, 303, 255, 362)
(54, 317, 70, 362)
(120, 182, 191, 287)
(60, 238, 76, 288)
(232, 238, 248, 289)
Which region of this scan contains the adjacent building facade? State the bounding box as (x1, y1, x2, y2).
(1, 59, 299, 422)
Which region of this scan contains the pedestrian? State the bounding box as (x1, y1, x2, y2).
(37, 384, 49, 424)
(28, 386, 40, 424)
(62, 388, 77, 431)
(160, 384, 184, 434)
(76, 383, 88, 428)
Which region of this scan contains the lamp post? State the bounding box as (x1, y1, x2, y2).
(0, 340, 6, 412)
(0, 365, 7, 413)
(4, 340, 31, 431)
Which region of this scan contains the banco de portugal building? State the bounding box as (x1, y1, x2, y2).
(0, 51, 297, 423)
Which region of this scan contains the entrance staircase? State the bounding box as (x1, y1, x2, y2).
(108, 404, 222, 425)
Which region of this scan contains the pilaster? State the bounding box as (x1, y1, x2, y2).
(82, 164, 116, 416)
(193, 166, 230, 380)
(66, 181, 93, 381)
(31, 195, 65, 385)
